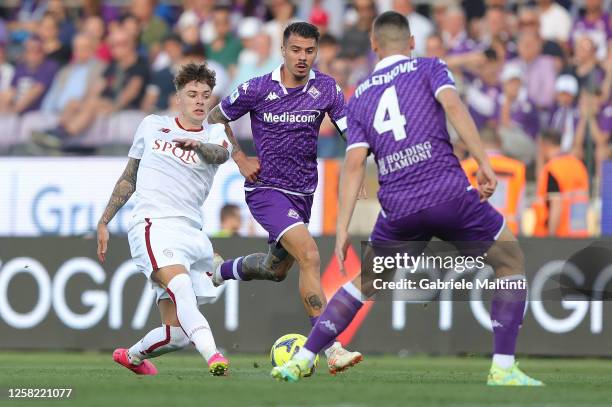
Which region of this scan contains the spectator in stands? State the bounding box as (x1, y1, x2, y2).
(0, 42, 14, 92)
(508, 31, 557, 110)
(533, 128, 589, 237)
(461, 126, 526, 235)
(264, 0, 297, 60)
(46, 0, 76, 46)
(392, 0, 433, 57)
(80, 0, 121, 24)
(29, 33, 104, 149)
(430, 0, 454, 31)
(7, 0, 48, 41)
(38, 12, 72, 65)
(309, 5, 330, 37)
(236, 17, 263, 66)
(180, 44, 228, 106)
(205, 6, 242, 71)
(0, 36, 58, 115)
(35, 29, 148, 142)
(465, 48, 502, 130)
(117, 14, 142, 49)
(231, 32, 278, 89)
(425, 33, 446, 59)
(497, 64, 540, 164)
(143, 34, 183, 113)
(130, 0, 168, 55)
(536, 0, 572, 45)
(569, 36, 606, 94)
(573, 91, 610, 178)
(571, 0, 610, 62)
(213, 204, 242, 237)
(315, 33, 339, 75)
(177, 13, 201, 47)
(341, 0, 376, 58)
(516, 7, 565, 72)
(441, 5, 478, 55)
(81, 15, 112, 63)
(176, 0, 215, 32)
(547, 74, 580, 153)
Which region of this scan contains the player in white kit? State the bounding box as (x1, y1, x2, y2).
(96, 63, 232, 376)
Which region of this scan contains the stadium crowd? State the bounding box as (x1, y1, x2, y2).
(0, 0, 609, 235)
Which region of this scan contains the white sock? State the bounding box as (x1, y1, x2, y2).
(167, 274, 219, 361)
(493, 353, 515, 369)
(128, 325, 189, 364)
(293, 347, 316, 368)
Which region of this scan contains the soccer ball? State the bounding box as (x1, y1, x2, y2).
(270, 333, 319, 377)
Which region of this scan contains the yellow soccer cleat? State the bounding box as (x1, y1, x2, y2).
(487, 362, 544, 386)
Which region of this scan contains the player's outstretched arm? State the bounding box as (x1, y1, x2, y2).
(336, 147, 368, 273)
(208, 104, 260, 182)
(97, 158, 140, 263)
(437, 88, 496, 201)
(173, 138, 229, 164)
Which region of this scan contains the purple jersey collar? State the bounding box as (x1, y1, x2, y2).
(271, 64, 316, 94)
(373, 54, 411, 72)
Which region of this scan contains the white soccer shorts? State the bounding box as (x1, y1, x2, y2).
(128, 216, 217, 305)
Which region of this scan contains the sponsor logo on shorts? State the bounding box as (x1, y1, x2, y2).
(163, 249, 174, 258)
(287, 209, 299, 219)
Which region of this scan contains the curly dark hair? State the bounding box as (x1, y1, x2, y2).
(173, 63, 216, 91)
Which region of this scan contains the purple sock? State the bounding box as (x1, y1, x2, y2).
(219, 257, 250, 281)
(304, 286, 363, 354)
(490, 277, 527, 355)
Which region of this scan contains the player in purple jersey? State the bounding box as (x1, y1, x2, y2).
(206, 22, 363, 374)
(272, 12, 543, 386)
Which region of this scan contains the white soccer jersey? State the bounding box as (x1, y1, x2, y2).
(128, 114, 232, 227)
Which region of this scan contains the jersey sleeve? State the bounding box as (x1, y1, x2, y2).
(345, 99, 370, 151)
(204, 123, 233, 156)
(328, 81, 347, 133)
(128, 115, 151, 159)
(429, 58, 457, 100)
(219, 78, 259, 121)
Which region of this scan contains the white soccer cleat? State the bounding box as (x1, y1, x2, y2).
(325, 342, 363, 375)
(206, 253, 225, 287)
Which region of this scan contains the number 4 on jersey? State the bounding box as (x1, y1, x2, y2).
(373, 85, 407, 141)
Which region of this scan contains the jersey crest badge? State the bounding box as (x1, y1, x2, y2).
(287, 209, 299, 219)
(308, 85, 321, 100)
(159, 128, 171, 133)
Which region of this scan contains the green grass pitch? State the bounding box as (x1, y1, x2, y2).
(1, 352, 611, 407)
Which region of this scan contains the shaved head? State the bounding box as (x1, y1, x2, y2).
(372, 11, 412, 53)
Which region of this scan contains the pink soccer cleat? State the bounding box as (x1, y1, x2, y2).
(208, 352, 229, 376)
(113, 348, 158, 375)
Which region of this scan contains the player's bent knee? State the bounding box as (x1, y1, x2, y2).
(298, 247, 320, 270)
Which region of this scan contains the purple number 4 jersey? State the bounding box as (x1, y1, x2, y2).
(347, 55, 470, 221)
(220, 65, 347, 194)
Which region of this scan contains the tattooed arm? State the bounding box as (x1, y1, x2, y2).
(173, 138, 229, 164)
(207, 104, 260, 182)
(97, 158, 140, 263)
